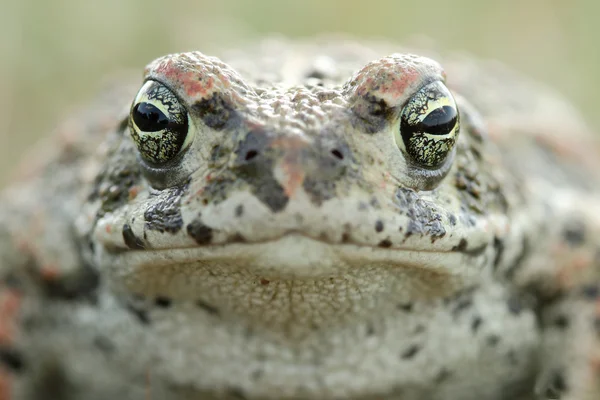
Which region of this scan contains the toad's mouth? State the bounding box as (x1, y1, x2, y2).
(99, 233, 486, 280)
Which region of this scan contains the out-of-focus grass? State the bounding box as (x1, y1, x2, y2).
(0, 0, 598, 185)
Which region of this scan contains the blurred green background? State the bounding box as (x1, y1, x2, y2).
(0, 0, 598, 185)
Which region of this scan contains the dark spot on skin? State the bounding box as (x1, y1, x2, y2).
(552, 315, 569, 330)
(330, 149, 344, 160)
(541, 369, 568, 399)
(471, 316, 483, 333)
(39, 265, 99, 302)
(234, 129, 289, 212)
(230, 233, 246, 243)
(505, 237, 530, 279)
(434, 368, 452, 384)
(400, 344, 421, 359)
(493, 236, 505, 270)
(375, 220, 384, 233)
(581, 285, 600, 299)
(251, 369, 264, 381)
(90, 143, 142, 219)
(398, 303, 413, 312)
(227, 387, 248, 400)
(196, 299, 220, 316)
(93, 336, 115, 354)
(562, 220, 586, 247)
(191, 93, 240, 131)
(486, 335, 500, 346)
(154, 296, 172, 308)
(144, 186, 185, 234)
(451, 238, 487, 257)
(352, 93, 396, 133)
(366, 323, 375, 336)
(358, 202, 368, 211)
(507, 350, 519, 366)
(394, 188, 446, 241)
(260, 279, 270, 285)
(302, 139, 351, 206)
(0, 346, 25, 373)
(305, 69, 326, 80)
(507, 295, 523, 315)
(341, 233, 351, 243)
(594, 317, 600, 334)
(378, 239, 392, 248)
(126, 304, 150, 325)
(448, 213, 457, 226)
(187, 217, 213, 245)
(451, 296, 473, 316)
(235, 205, 244, 217)
(122, 223, 145, 250)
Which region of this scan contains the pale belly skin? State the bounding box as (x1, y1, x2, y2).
(1, 37, 600, 400)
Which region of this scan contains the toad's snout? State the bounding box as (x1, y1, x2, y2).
(233, 128, 351, 200)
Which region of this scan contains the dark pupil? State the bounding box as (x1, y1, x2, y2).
(132, 102, 169, 132)
(418, 105, 457, 135)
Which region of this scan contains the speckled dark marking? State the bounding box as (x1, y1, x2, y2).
(400, 344, 421, 359)
(541, 369, 568, 399)
(394, 188, 446, 241)
(228, 387, 249, 400)
(196, 299, 220, 316)
(552, 315, 569, 330)
(492, 236, 504, 269)
(378, 239, 392, 248)
(126, 303, 150, 325)
(154, 296, 172, 308)
(233, 129, 289, 212)
(187, 217, 213, 245)
(506, 294, 526, 315)
(434, 368, 452, 384)
(451, 238, 488, 257)
(93, 335, 115, 354)
(375, 220, 384, 232)
(89, 140, 141, 219)
(506, 350, 519, 366)
(251, 368, 264, 381)
(486, 335, 500, 346)
(471, 316, 483, 333)
(581, 285, 600, 299)
(448, 213, 457, 226)
(144, 186, 185, 234)
(191, 93, 240, 131)
(122, 223, 145, 250)
(451, 295, 473, 316)
(398, 303, 413, 312)
(366, 323, 375, 336)
(302, 139, 351, 206)
(505, 237, 531, 279)
(39, 265, 99, 302)
(0, 346, 26, 373)
(562, 219, 586, 246)
(351, 93, 397, 133)
(235, 204, 244, 217)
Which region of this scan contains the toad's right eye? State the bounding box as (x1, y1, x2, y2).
(130, 80, 193, 165)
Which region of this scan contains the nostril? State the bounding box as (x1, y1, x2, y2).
(244, 149, 259, 161)
(330, 149, 344, 160)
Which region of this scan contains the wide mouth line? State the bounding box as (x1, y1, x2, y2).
(106, 232, 459, 255)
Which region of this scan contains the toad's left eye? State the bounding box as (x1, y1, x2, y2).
(129, 80, 193, 165)
(395, 81, 459, 168)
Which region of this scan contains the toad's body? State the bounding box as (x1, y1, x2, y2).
(1, 38, 600, 400)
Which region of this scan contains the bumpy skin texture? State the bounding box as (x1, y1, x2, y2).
(1, 37, 600, 400)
